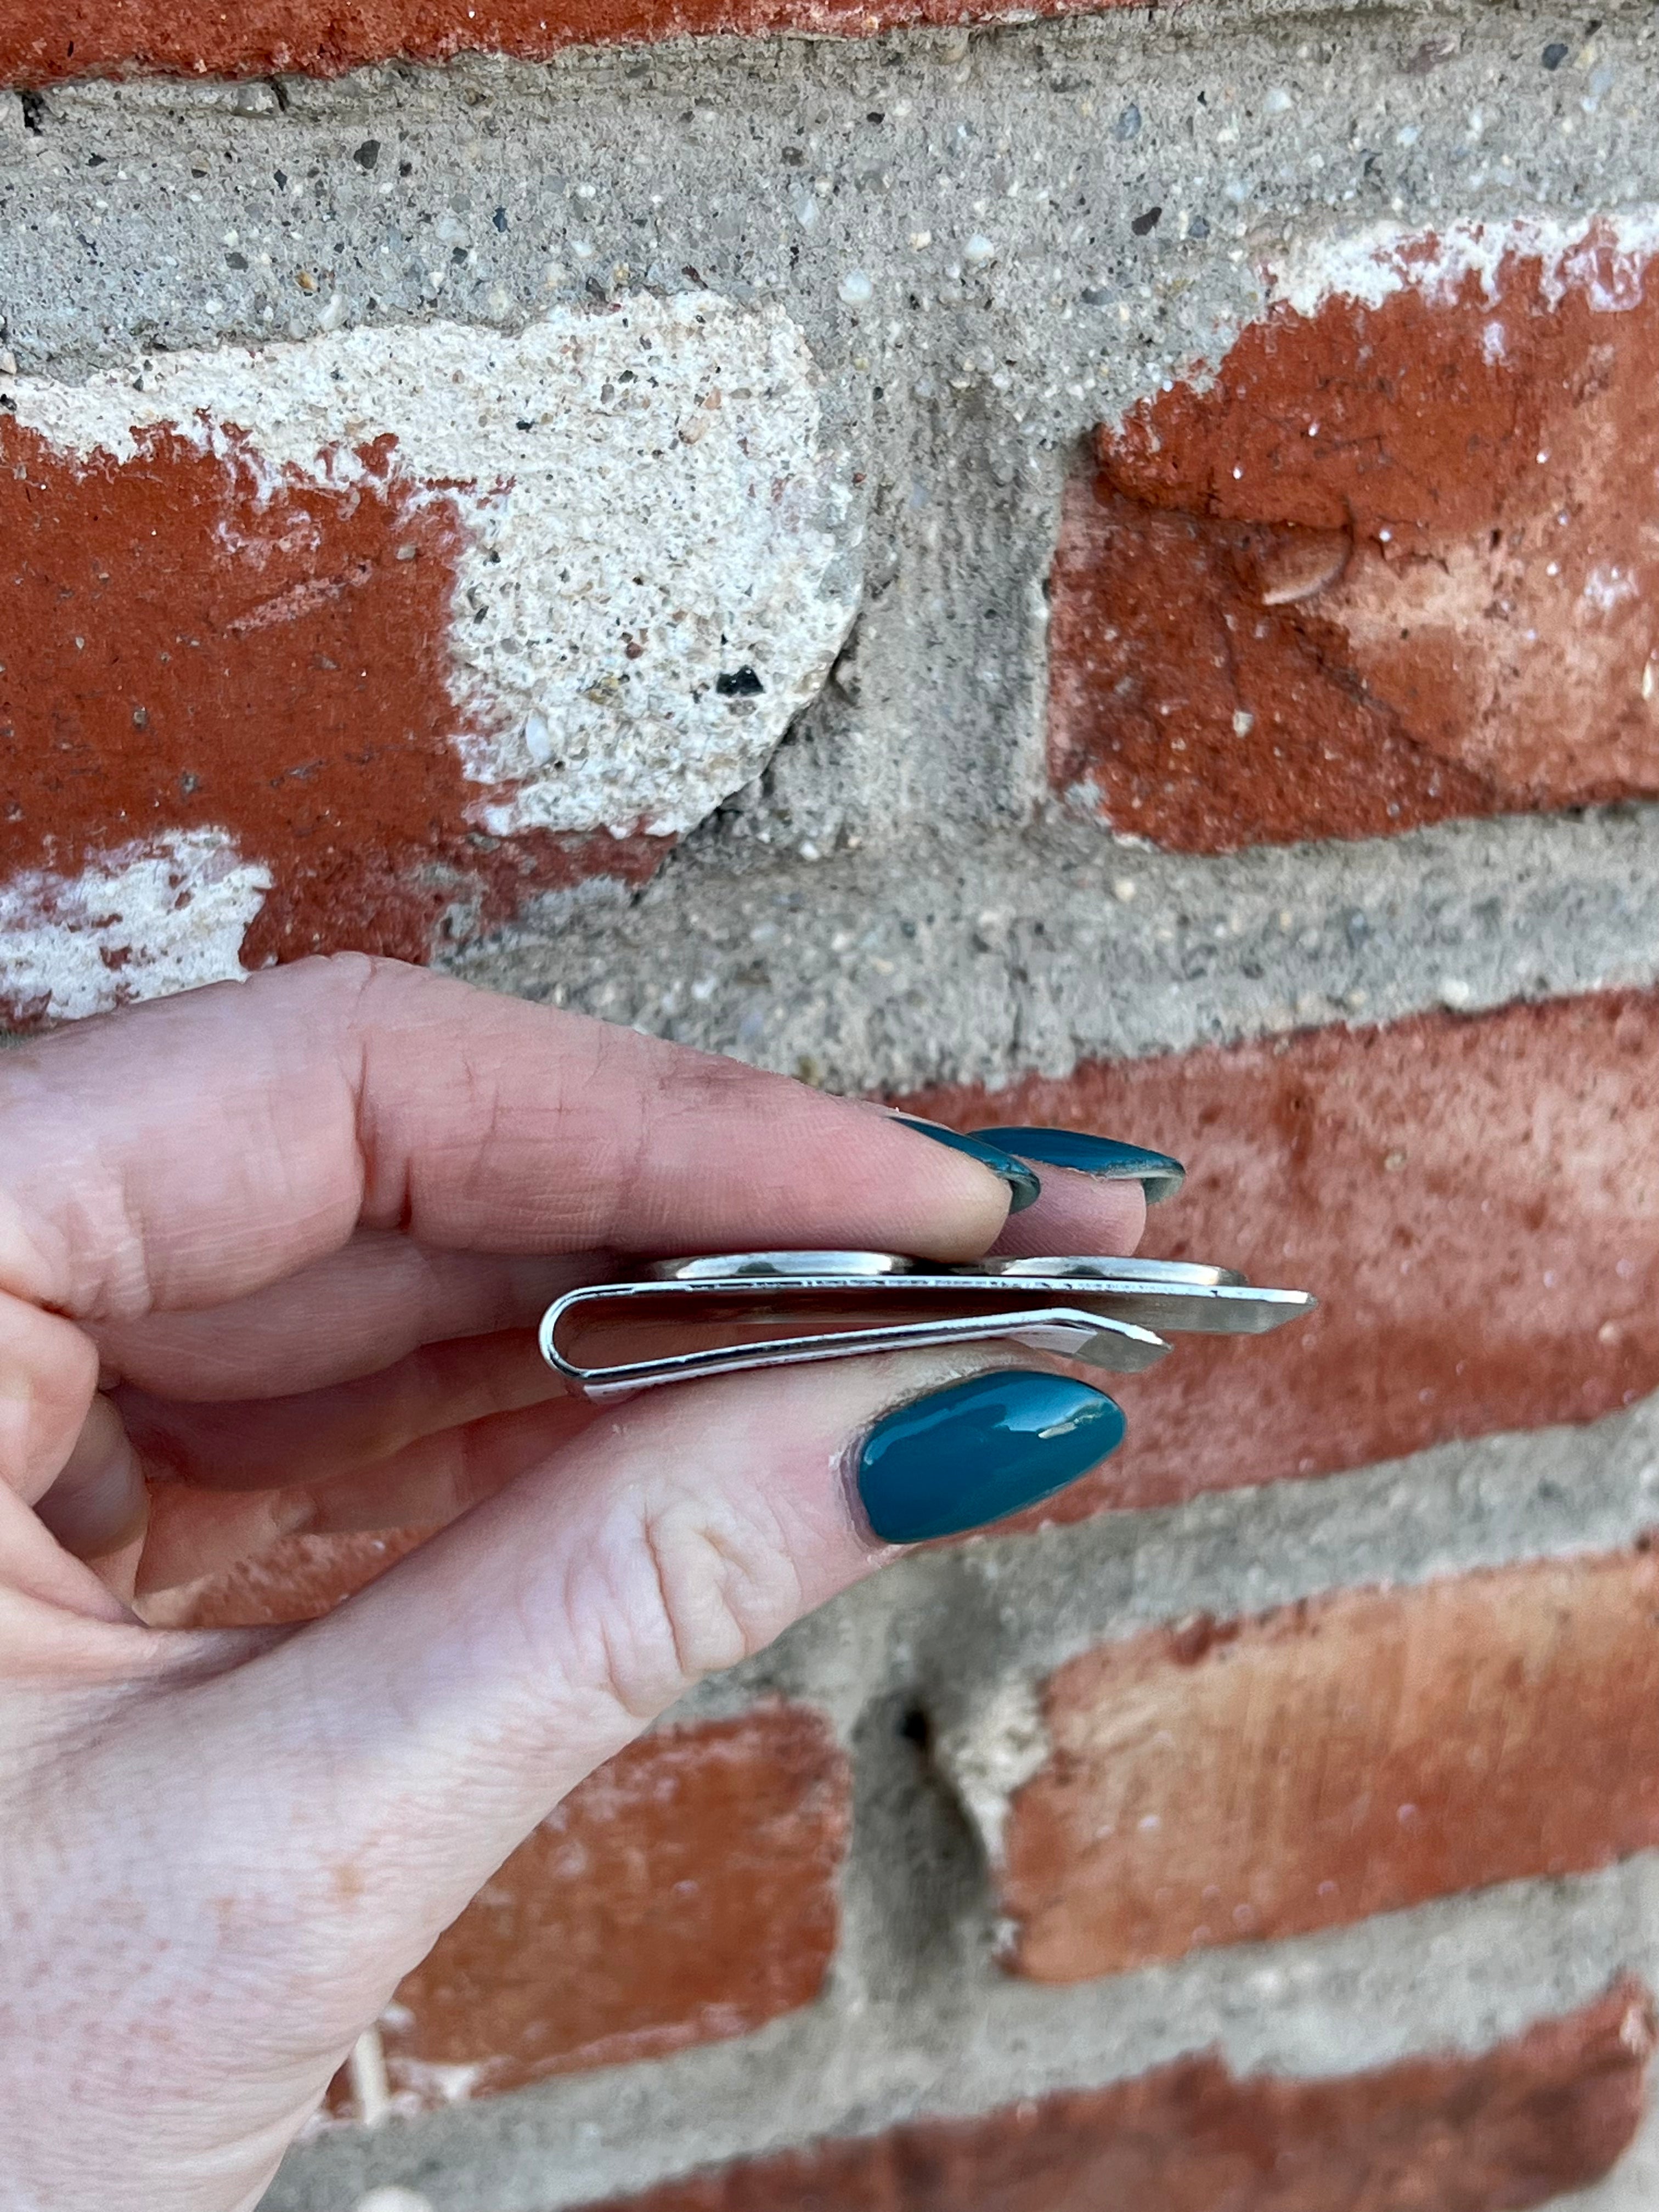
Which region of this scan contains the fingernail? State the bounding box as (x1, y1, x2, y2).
(856, 1370, 1126, 1544)
(892, 1115, 1042, 1214)
(974, 1127, 1186, 1204)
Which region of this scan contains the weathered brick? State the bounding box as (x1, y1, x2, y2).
(3, 0, 1108, 87)
(143, 1529, 438, 1630)
(912, 987, 1659, 1525)
(0, 304, 855, 1023)
(334, 1707, 849, 2112)
(999, 1551, 1659, 1982)
(0, 412, 660, 1006)
(1049, 218, 1659, 851)
(572, 1983, 1654, 2211)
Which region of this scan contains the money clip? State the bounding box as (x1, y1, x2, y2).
(539, 1251, 1317, 1401)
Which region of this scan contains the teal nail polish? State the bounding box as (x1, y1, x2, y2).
(893, 1115, 1042, 1214)
(857, 1370, 1126, 1543)
(975, 1127, 1186, 1204)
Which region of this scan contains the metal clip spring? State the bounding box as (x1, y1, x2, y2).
(539, 1251, 1316, 1401)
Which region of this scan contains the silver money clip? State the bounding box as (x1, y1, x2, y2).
(539, 1251, 1316, 1401)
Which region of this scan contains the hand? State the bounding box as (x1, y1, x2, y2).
(0, 955, 1145, 2212)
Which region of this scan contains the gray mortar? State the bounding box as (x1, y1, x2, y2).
(450, 800, 1659, 1092)
(266, 1395, 1659, 2207)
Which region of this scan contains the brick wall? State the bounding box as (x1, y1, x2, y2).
(10, 2, 1659, 2207)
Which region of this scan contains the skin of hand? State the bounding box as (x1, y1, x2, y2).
(0, 954, 1145, 2212)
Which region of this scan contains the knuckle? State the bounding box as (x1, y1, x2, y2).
(600, 1494, 804, 1718)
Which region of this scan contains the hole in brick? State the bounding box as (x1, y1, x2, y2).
(849, 1691, 987, 1988)
(898, 1703, 933, 1752)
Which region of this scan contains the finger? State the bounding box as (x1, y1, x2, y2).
(988, 1163, 1148, 1258)
(118, 1329, 566, 1493)
(135, 1398, 596, 1598)
(0, 956, 1014, 1325)
(34, 1395, 150, 1564)
(0, 1291, 140, 1617)
(978, 1128, 1183, 1259)
(0, 1289, 100, 1501)
(90, 1235, 597, 1401)
(84, 1525, 148, 1609)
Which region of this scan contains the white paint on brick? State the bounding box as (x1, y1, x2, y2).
(8, 298, 860, 840)
(1265, 206, 1659, 320)
(385, 2057, 489, 2113)
(0, 831, 271, 1023)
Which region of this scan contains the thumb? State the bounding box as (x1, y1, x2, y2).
(174, 1352, 1121, 2021)
(253, 1349, 1122, 1937)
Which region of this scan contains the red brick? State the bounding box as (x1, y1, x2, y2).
(3, 0, 1120, 86)
(1049, 228, 1659, 851)
(910, 988, 1659, 1525)
(340, 1706, 849, 2109)
(142, 1527, 438, 1629)
(0, 417, 659, 1025)
(1001, 1551, 1659, 1981)
(573, 1983, 1654, 2212)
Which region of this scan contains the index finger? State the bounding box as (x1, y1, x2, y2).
(0, 955, 1014, 1323)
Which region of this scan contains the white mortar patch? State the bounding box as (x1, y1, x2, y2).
(936, 1674, 1051, 1868)
(1263, 206, 1659, 320)
(0, 831, 270, 1023)
(8, 298, 860, 839)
